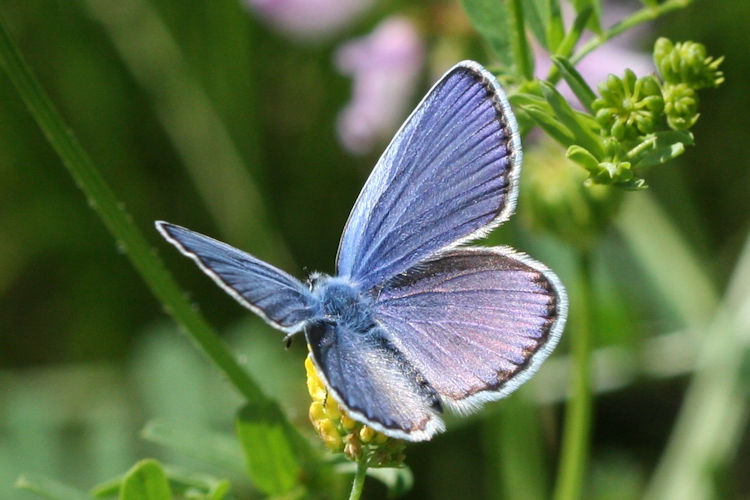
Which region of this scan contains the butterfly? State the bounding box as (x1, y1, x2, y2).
(156, 60, 567, 442)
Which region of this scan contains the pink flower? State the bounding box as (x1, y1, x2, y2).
(335, 16, 425, 154)
(244, 0, 373, 40)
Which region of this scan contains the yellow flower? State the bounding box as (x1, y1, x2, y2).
(304, 353, 406, 466)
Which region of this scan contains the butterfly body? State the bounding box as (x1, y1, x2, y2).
(309, 274, 376, 333)
(156, 60, 567, 442)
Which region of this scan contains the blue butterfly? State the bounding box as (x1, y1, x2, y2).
(156, 61, 567, 441)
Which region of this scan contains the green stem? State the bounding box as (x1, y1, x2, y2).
(348, 458, 369, 500)
(546, 0, 693, 84)
(553, 251, 594, 500)
(508, 0, 533, 81)
(553, 6, 593, 62)
(545, 0, 565, 51)
(0, 13, 269, 409)
(490, 397, 548, 500)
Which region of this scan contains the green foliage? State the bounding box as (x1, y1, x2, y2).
(510, 37, 723, 190)
(119, 460, 172, 500)
(234, 403, 310, 496)
(15, 475, 90, 500)
(460, 0, 514, 70)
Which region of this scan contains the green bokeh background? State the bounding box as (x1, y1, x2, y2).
(1, 0, 749, 498)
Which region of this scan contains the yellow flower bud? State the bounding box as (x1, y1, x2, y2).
(359, 426, 375, 443)
(340, 413, 357, 432)
(309, 401, 326, 422)
(323, 398, 341, 420)
(373, 432, 388, 445)
(304, 356, 327, 401)
(316, 419, 343, 451)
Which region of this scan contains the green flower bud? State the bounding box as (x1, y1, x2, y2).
(654, 37, 724, 89)
(663, 83, 699, 130)
(593, 70, 664, 140)
(305, 354, 406, 467)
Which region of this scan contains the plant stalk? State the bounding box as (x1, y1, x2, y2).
(546, 0, 693, 84)
(348, 458, 369, 500)
(553, 251, 594, 500)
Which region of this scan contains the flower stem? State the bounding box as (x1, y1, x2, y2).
(348, 458, 369, 500)
(508, 0, 533, 81)
(546, 0, 693, 84)
(553, 251, 594, 500)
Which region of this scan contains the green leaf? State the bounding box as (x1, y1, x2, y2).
(235, 402, 306, 495)
(546, 0, 565, 51)
(553, 5, 593, 59)
(460, 0, 513, 68)
(203, 479, 232, 500)
(571, 0, 602, 34)
(119, 460, 172, 500)
(522, 104, 576, 146)
(92, 465, 233, 500)
(510, 90, 549, 109)
(628, 130, 694, 169)
(539, 81, 604, 156)
(567, 145, 602, 172)
(366, 468, 414, 497)
(15, 475, 91, 500)
(522, 0, 548, 48)
(551, 55, 597, 112)
(141, 420, 246, 474)
(161, 467, 231, 500)
(91, 477, 121, 498)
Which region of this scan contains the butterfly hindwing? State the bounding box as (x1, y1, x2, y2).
(336, 61, 522, 290)
(306, 320, 445, 441)
(374, 247, 567, 411)
(156, 222, 318, 332)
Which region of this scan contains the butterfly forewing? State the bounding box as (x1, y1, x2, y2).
(374, 248, 567, 411)
(156, 222, 318, 332)
(336, 61, 522, 290)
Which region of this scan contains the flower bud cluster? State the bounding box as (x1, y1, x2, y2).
(594, 70, 664, 140)
(305, 355, 406, 467)
(653, 38, 724, 90)
(576, 38, 723, 189)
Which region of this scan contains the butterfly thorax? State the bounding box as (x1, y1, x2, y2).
(309, 274, 376, 332)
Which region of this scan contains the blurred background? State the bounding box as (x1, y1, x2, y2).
(1, 0, 749, 498)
